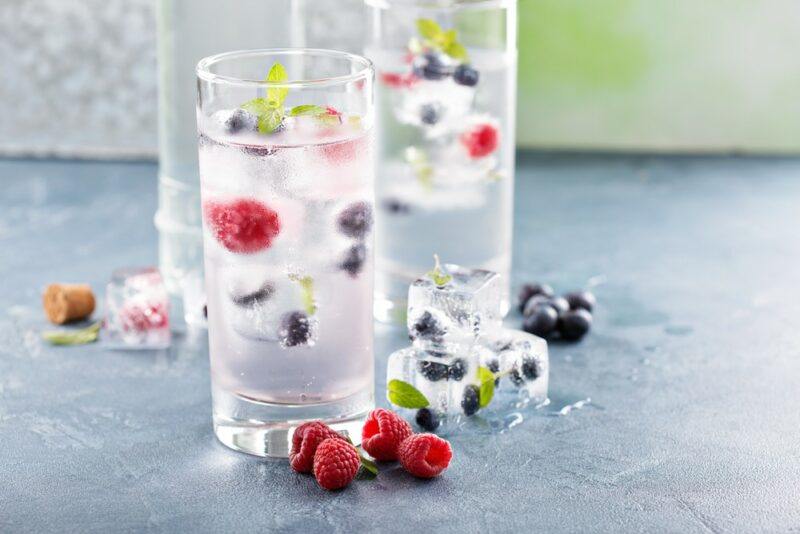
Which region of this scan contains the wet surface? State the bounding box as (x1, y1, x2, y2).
(2, 154, 800, 532)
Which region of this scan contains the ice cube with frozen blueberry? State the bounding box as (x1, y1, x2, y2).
(478, 328, 549, 411)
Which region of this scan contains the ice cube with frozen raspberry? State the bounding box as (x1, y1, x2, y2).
(104, 267, 170, 349)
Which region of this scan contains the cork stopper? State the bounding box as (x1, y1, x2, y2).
(43, 284, 96, 325)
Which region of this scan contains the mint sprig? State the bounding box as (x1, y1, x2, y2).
(239, 62, 289, 134)
(426, 254, 452, 287)
(387, 379, 429, 409)
(415, 18, 469, 62)
(345, 436, 379, 479)
(42, 322, 101, 346)
(477, 366, 495, 408)
(289, 274, 317, 315)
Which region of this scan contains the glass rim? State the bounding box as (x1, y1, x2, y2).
(196, 48, 374, 89)
(364, 0, 514, 9)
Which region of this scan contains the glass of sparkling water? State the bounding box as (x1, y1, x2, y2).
(365, 0, 518, 322)
(196, 49, 375, 457)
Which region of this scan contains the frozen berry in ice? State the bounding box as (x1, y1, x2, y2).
(559, 309, 592, 341)
(231, 281, 275, 307)
(453, 64, 479, 87)
(448, 358, 467, 381)
(415, 408, 440, 432)
(461, 385, 480, 416)
(522, 305, 558, 337)
(410, 310, 446, 342)
(203, 199, 281, 254)
(417, 360, 449, 382)
(414, 53, 449, 81)
(339, 244, 366, 277)
(420, 103, 442, 125)
(279, 311, 312, 347)
(337, 201, 373, 239)
(120, 302, 168, 332)
(485, 359, 500, 385)
(216, 108, 258, 134)
(510, 356, 540, 386)
(564, 290, 596, 312)
(460, 123, 499, 159)
(517, 283, 555, 312)
(380, 71, 419, 89)
(383, 198, 411, 214)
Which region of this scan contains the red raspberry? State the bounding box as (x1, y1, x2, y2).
(361, 408, 413, 462)
(120, 302, 168, 332)
(398, 433, 452, 479)
(460, 123, 500, 159)
(379, 71, 419, 89)
(313, 438, 360, 491)
(203, 199, 280, 254)
(320, 135, 367, 164)
(289, 421, 345, 474)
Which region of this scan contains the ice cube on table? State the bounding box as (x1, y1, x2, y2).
(104, 267, 171, 349)
(478, 328, 549, 411)
(407, 264, 503, 349)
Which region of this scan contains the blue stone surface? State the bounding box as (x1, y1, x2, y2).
(1, 154, 800, 532)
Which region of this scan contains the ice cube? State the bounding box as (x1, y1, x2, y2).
(393, 78, 475, 133)
(104, 267, 171, 349)
(407, 263, 503, 349)
(478, 328, 549, 410)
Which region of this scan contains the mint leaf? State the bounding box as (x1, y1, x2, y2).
(359, 455, 379, 478)
(266, 62, 289, 107)
(417, 18, 443, 40)
(289, 274, 316, 315)
(477, 366, 495, 408)
(289, 104, 327, 117)
(42, 322, 101, 346)
(241, 98, 284, 133)
(241, 97, 271, 116)
(387, 379, 429, 409)
(442, 29, 457, 47)
(426, 254, 452, 287)
(444, 42, 469, 61)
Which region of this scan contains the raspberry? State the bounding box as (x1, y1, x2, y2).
(460, 123, 499, 159)
(379, 71, 419, 89)
(361, 408, 413, 462)
(398, 433, 452, 479)
(313, 438, 360, 491)
(203, 198, 280, 254)
(320, 135, 366, 164)
(120, 302, 168, 332)
(289, 421, 344, 474)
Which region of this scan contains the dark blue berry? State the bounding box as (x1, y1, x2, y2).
(564, 291, 596, 312)
(415, 408, 440, 431)
(418, 359, 449, 381)
(223, 108, 258, 133)
(280, 311, 312, 347)
(549, 296, 570, 317)
(522, 305, 558, 337)
(522, 295, 554, 317)
(337, 201, 373, 239)
(410, 311, 446, 342)
(510, 357, 540, 386)
(518, 283, 555, 312)
(415, 53, 449, 80)
(448, 358, 467, 381)
(559, 309, 592, 341)
(486, 359, 500, 385)
(420, 103, 441, 125)
(231, 281, 275, 307)
(203, 304, 208, 318)
(339, 244, 366, 277)
(383, 198, 411, 214)
(453, 64, 479, 87)
(461, 385, 480, 416)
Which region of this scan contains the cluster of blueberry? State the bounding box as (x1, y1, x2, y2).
(413, 52, 480, 86)
(336, 201, 373, 278)
(518, 283, 595, 342)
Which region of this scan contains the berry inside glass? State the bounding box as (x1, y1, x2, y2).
(196, 49, 375, 457)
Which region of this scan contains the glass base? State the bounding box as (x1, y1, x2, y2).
(211, 384, 373, 458)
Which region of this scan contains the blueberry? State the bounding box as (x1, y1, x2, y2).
(418, 360, 449, 382)
(339, 244, 366, 277)
(203, 304, 208, 318)
(564, 290, 596, 312)
(549, 296, 571, 317)
(420, 103, 442, 125)
(559, 309, 592, 341)
(510, 357, 540, 386)
(461, 385, 480, 416)
(231, 281, 275, 306)
(414, 53, 450, 80)
(522, 305, 558, 337)
(415, 408, 441, 432)
(279, 311, 312, 347)
(337, 201, 373, 239)
(448, 358, 467, 381)
(486, 359, 500, 385)
(410, 310, 447, 342)
(222, 108, 258, 133)
(522, 295, 554, 317)
(453, 64, 480, 87)
(517, 283, 555, 312)
(382, 198, 411, 214)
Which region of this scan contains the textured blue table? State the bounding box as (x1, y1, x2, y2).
(2, 154, 799, 533)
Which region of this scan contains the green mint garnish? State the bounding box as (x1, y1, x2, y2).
(239, 62, 288, 134)
(477, 366, 496, 408)
(289, 274, 317, 315)
(414, 18, 469, 62)
(266, 62, 289, 107)
(344, 436, 379, 479)
(405, 147, 434, 190)
(426, 254, 452, 287)
(42, 322, 101, 346)
(387, 379, 429, 409)
(289, 104, 340, 126)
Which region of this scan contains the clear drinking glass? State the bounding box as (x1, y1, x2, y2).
(196, 49, 376, 457)
(366, 0, 517, 322)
